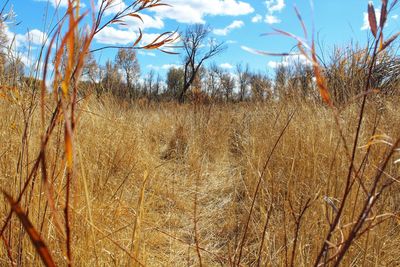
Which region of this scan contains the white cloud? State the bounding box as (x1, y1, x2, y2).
(138, 50, 156, 57)
(267, 61, 279, 69)
(123, 13, 165, 31)
(97, 0, 126, 16)
(264, 15, 280, 24)
(35, 0, 85, 8)
(361, 9, 381, 30)
(252, 14, 262, 23)
(21, 29, 48, 46)
(93, 0, 253, 26)
(5, 28, 48, 49)
(147, 64, 160, 70)
(141, 32, 180, 47)
(3, 25, 16, 48)
(162, 64, 181, 69)
(391, 14, 398, 20)
(154, 0, 254, 24)
(267, 54, 311, 69)
(265, 0, 285, 13)
(147, 63, 181, 70)
(262, 0, 285, 25)
(94, 26, 137, 45)
(220, 63, 233, 69)
(94, 27, 178, 49)
(213, 20, 244, 36)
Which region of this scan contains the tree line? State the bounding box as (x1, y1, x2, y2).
(1, 20, 399, 105)
(79, 24, 314, 103)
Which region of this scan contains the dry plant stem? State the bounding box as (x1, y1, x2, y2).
(0, 101, 61, 237)
(236, 110, 296, 266)
(0, 102, 60, 263)
(44, 4, 177, 263)
(332, 138, 400, 266)
(0, 0, 10, 15)
(313, 26, 382, 267)
(154, 228, 227, 265)
(256, 204, 272, 267)
(283, 199, 289, 267)
(194, 170, 203, 267)
(289, 198, 311, 267)
(350, 112, 381, 222)
(130, 171, 148, 267)
(3, 192, 56, 267)
(77, 212, 145, 267)
(1, 233, 15, 266)
(64, 169, 73, 266)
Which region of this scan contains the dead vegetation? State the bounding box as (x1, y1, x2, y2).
(1, 95, 400, 266)
(0, 0, 400, 266)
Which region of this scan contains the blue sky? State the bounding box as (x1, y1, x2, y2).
(3, 0, 400, 78)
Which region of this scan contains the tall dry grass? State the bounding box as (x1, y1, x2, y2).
(1, 92, 400, 266)
(1, 0, 400, 266)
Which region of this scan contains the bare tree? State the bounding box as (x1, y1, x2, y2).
(144, 69, 155, 99)
(116, 48, 140, 96)
(179, 24, 226, 103)
(236, 63, 251, 101)
(153, 73, 163, 99)
(274, 64, 289, 98)
(101, 60, 122, 96)
(5, 55, 24, 86)
(219, 71, 235, 102)
(82, 52, 99, 84)
(205, 64, 222, 100)
(166, 67, 184, 99)
(250, 73, 271, 101)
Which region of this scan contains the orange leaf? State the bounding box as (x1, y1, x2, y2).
(368, 2, 378, 37)
(128, 13, 144, 23)
(380, 0, 388, 28)
(111, 19, 124, 24)
(381, 32, 400, 51)
(312, 43, 332, 106)
(133, 28, 143, 47)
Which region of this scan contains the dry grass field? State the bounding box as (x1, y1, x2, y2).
(1, 0, 400, 266)
(1, 93, 400, 266)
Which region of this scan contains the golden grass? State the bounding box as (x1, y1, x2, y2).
(1, 93, 400, 266)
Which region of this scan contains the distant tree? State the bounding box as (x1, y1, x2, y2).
(205, 64, 222, 100)
(0, 19, 8, 81)
(5, 56, 24, 86)
(219, 71, 235, 102)
(115, 48, 140, 97)
(166, 67, 184, 99)
(179, 24, 226, 103)
(250, 73, 271, 101)
(153, 73, 163, 100)
(191, 66, 205, 92)
(290, 61, 313, 98)
(82, 52, 99, 83)
(144, 69, 155, 99)
(236, 63, 251, 101)
(101, 60, 122, 96)
(274, 65, 289, 98)
(80, 52, 100, 96)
